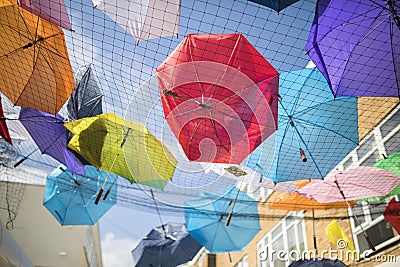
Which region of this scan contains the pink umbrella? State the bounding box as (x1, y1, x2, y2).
(19, 0, 72, 30)
(299, 166, 400, 252)
(298, 166, 400, 203)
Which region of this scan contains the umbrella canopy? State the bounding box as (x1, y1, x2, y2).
(19, 107, 85, 174)
(268, 180, 352, 211)
(0, 0, 75, 114)
(92, 0, 180, 44)
(131, 223, 202, 267)
(43, 165, 117, 225)
(67, 65, 103, 121)
(289, 258, 348, 267)
(65, 113, 177, 189)
(298, 166, 400, 203)
(358, 152, 400, 202)
(245, 67, 358, 183)
(184, 186, 260, 253)
(248, 0, 300, 13)
(156, 33, 279, 164)
(384, 197, 400, 235)
(18, 0, 72, 30)
(306, 0, 400, 97)
(0, 95, 11, 144)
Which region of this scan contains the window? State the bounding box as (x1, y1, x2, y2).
(236, 255, 249, 267)
(257, 211, 306, 267)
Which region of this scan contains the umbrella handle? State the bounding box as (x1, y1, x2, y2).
(103, 189, 110, 201)
(299, 148, 307, 162)
(226, 212, 233, 226)
(365, 235, 376, 251)
(13, 157, 27, 168)
(94, 188, 104, 205)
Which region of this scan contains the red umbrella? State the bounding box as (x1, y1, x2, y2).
(384, 197, 400, 235)
(156, 33, 279, 164)
(0, 95, 11, 144)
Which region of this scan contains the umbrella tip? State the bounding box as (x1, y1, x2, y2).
(382, 154, 387, 159)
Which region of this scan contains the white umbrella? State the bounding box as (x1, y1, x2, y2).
(93, 0, 180, 44)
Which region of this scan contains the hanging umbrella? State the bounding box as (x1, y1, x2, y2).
(18, 0, 72, 30)
(18, 107, 85, 174)
(0, 95, 11, 144)
(299, 166, 400, 251)
(305, 0, 400, 97)
(358, 152, 400, 202)
(65, 113, 177, 190)
(245, 67, 358, 183)
(248, 0, 300, 13)
(184, 186, 260, 253)
(268, 181, 352, 211)
(43, 165, 117, 225)
(289, 258, 348, 267)
(383, 197, 400, 235)
(298, 166, 400, 203)
(92, 0, 180, 44)
(156, 33, 279, 164)
(67, 65, 103, 121)
(0, 0, 75, 114)
(131, 222, 202, 267)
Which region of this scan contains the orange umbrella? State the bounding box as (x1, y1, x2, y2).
(268, 180, 353, 211)
(0, 0, 75, 114)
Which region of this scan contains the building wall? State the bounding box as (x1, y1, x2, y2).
(0, 183, 103, 267)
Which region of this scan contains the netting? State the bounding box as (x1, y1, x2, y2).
(0, 0, 399, 223)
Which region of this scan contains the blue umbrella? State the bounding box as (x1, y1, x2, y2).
(131, 223, 202, 267)
(248, 0, 300, 13)
(184, 186, 260, 253)
(245, 67, 359, 183)
(43, 165, 117, 225)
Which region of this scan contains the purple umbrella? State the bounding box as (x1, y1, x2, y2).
(18, 108, 85, 174)
(306, 0, 400, 98)
(19, 0, 72, 30)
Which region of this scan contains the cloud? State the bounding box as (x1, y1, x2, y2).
(101, 233, 139, 267)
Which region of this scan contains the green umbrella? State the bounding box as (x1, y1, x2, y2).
(358, 152, 400, 202)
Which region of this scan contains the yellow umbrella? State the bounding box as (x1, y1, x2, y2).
(65, 113, 178, 190)
(0, 0, 75, 114)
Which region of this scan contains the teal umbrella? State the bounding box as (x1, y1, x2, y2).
(184, 187, 260, 253)
(245, 67, 359, 183)
(43, 165, 117, 225)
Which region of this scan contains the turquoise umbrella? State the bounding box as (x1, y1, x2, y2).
(43, 165, 117, 225)
(184, 187, 260, 253)
(245, 67, 359, 183)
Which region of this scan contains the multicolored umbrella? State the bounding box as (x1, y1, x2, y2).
(184, 186, 260, 253)
(43, 165, 117, 225)
(65, 113, 177, 190)
(18, 0, 72, 30)
(248, 0, 300, 13)
(92, 0, 180, 44)
(245, 67, 358, 183)
(0, 0, 75, 114)
(131, 223, 202, 267)
(306, 0, 400, 97)
(19, 108, 85, 174)
(156, 33, 279, 164)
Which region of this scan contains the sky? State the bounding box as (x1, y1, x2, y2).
(3, 0, 318, 265)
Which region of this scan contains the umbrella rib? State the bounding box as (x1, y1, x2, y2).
(208, 34, 242, 101)
(389, 13, 400, 97)
(273, 122, 291, 181)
